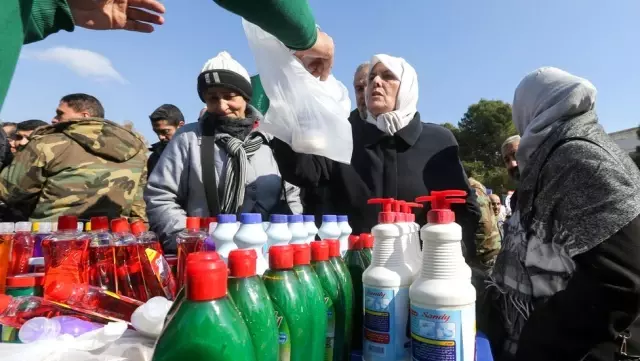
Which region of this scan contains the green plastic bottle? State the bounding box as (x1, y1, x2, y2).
(153, 258, 256, 361)
(310, 241, 341, 361)
(327, 239, 354, 360)
(263, 245, 310, 361)
(292, 244, 327, 361)
(343, 236, 368, 352)
(227, 249, 279, 361)
(360, 233, 373, 266)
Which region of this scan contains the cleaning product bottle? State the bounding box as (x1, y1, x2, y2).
(153, 258, 257, 361)
(336, 215, 352, 256)
(0, 223, 14, 294)
(343, 235, 367, 353)
(201, 217, 217, 251)
(403, 202, 424, 267)
(288, 215, 308, 245)
(411, 191, 476, 361)
(263, 245, 310, 361)
(32, 222, 51, 259)
(318, 215, 341, 241)
(130, 221, 177, 300)
(234, 213, 269, 275)
(88, 216, 117, 293)
(212, 214, 239, 264)
(292, 243, 327, 361)
(175, 217, 208, 289)
(392, 201, 416, 275)
(327, 239, 354, 360)
(112, 218, 148, 301)
(303, 215, 318, 243)
(227, 249, 279, 361)
(310, 241, 340, 361)
(131, 220, 163, 254)
(363, 198, 413, 361)
(265, 214, 292, 259)
(9, 222, 34, 275)
(360, 233, 374, 265)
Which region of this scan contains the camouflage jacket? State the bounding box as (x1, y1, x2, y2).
(468, 177, 501, 269)
(0, 118, 147, 222)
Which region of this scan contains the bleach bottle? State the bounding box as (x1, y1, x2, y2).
(212, 214, 238, 264)
(265, 215, 292, 258)
(318, 215, 341, 241)
(336, 216, 352, 256)
(303, 215, 318, 243)
(392, 201, 417, 275)
(362, 198, 413, 361)
(411, 191, 476, 361)
(403, 202, 423, 266)
(288, 215, 308, 245)
(234, 213, 269, 275)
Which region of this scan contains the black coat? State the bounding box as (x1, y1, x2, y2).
(147, 141, 167, 178)
(272, 110, 481, 259)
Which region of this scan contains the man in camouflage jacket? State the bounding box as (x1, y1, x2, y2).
(468, 177, 501, 271)
(0, 118, 147, 222)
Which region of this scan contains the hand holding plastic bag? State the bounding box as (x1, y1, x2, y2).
(243, 20, 353, 164)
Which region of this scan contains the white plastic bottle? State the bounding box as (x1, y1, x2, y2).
(303, 215, 318, 243)
(336, 215, 352, 256)
(233, 213, 269, 275)
(411, 191, 476, 361)
(318, 215, 341, 241)
(288, 214, 308, 245)
(392, 201, 418, 275)
(211, 214, 238, 264)
(362, 198, 414, 361)
(265, 214, 292, 258)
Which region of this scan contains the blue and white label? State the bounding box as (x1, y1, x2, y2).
(410, 303, 476, 361)
(363, 286, 411, 361)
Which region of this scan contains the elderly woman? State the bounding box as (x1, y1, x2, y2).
(145, 52, 302, 251)
(485, 67, 640, 361)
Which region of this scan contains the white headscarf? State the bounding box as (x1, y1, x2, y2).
(512, 67, 597, 172)
(365, 54, 419, 135)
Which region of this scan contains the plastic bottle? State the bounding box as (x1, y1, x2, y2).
(112, 218, 148, 301)
(9, 222, 34, 275)
(131, 220, 177, 300)
(363, 198, 414, 361)
(227, 249, 279, 361)
(359, 233, 374, 266)
(85, 222, 92, 232)
(263, 245, 310, 361)
(327, 239, 354, 360)
(411, 191, 476, 361)
(318, 215, 341, 241)
(32, 222, 52, 259)
(288, 214, 308, 245)
(131, 296, 173, 337)
(292, 243, 327, 361)
(343, 235, 367, 352)
(212, 214, 239, 264)
(201, 217, 216, 233)
(337, 215, 352, 256)
(201, 217, 217, 251)
(131, 220, 163, 254)
(77, 222, 84, 233)
(393, 201, 418, 275)
(153, 259, 257, 361)
(0, 222, 13, 294)
(265, 214, 292, 259)
(303, 215, 318, 243)
(402, 202, 424, 269)
(175, 217, 208, 289)
(310, 241, 340, 361)
(18, 316, 101, 343)
(88, 216, 117, 293)
(234, 213, 269, 276)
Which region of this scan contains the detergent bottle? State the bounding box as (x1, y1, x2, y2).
(32, 222, 52, 259)
(403, 202, 424, 267)
(310, 241, 340, 361)
(263, 245, 310, 361)
(175, 217, 208, 289)
(303, 215, 318, 243)
(227, 249, 279, 361)
(153, 258, 257, 361)
(234, 213, 269, 275)
(393, 201, 417, 275)
(288, 215, 308, 245)
(9, 222, 34, 275)
(360, 233, 374, 266)
(111, 218, 148, 301)
(318, 215, 341, 241)
(292, 243, 327, 361)
(0, 222, 13, 294)
(362, 198, 413, 361)
(87, 217, 116, 293)
(212, 214, 238, 264)
(265, 215, 292, 258)
(201, 217, 217, 251)
(327, 239, 354, 359)
(343, 235, 367, 353)
(336, 216, 352, 256)
(411, 191, 476, 361)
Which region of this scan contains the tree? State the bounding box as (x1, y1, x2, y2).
(122, 120, 150, 149)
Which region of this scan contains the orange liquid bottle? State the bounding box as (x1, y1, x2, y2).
(0, 223, 14, 293)
(175, 217, 207, 290)
(88, 217, 117, 292)
(8, 222, 35, 276)
(112, 218, 148, 302)
(131, 221, 176, 299)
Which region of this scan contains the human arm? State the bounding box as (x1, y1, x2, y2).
(0, 139, 48, 217)
(270, 137, 333, 188)
(23, 0, 75, 44)
(284, 181, 303, 214)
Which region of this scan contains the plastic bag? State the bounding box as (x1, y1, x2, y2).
(243, 20, 353, 164)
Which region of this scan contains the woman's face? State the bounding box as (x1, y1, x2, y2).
(203, 88, 247, 119)
(366, 62, 400, 117)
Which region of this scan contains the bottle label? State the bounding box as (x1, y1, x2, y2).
(409, 304, 476, 361)
(323, 292, 335, 361)
(363, 286, 411, 360)
(273, 304, 291, 361)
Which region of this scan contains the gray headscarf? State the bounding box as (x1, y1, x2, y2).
(512, 67, 597, 172)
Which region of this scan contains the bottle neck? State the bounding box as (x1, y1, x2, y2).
(371, 233, 409, 267)
(420, 240, 467, 279)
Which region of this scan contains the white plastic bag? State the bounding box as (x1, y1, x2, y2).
(243, 20, 353, 164)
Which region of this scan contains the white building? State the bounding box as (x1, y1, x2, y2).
(609, 127, 639, 154)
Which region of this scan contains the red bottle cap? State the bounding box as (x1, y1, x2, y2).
(57, 216, 78, 231)
(90, 217, 109, 232)
(402, 202, 423, 223)
(187, 251, 220, 263)
(0, 295, 10, 313)
(111, 218, 130, 233)
(415, 190, 467, 224)
(5, 273, 43, 288)
(292, 243, 311, 266)
(310, 241, 329, 261)
(326, 239, 340, 258)
(228, 249, 257, 278)
(186, 217, 200, 231)
(348, 235, 362, 250)
(130, 221, 146, 236)
(393, 200, 407, 222)
(367, 198, 396, 223)
(269, 245, 294, 270)
(201, 217, 217, 230)
(360, 233, 374, 249)
(186, 259, 227, 301)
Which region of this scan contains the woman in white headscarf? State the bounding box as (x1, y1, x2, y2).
(483, 67, 640, 361)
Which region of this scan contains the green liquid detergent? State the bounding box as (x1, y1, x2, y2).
(311, 241, 341, 361)
(227, 249, 279, 361)
(344, 236, 368, 352)
(360, 233, 374, 266)
(327, 239, 354, 360)
(263, 245, 311, 361)
(153, 258, 256, 361)
(292, 244, 328, 361)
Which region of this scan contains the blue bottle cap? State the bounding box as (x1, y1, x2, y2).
(303, 215, 315, 222)
(240, 213, 262, 224)
(322, 215, 337, 222)
(270, 214, 288, 223)
(337, 215, 348, 222)
(218, 214, 237, 223)
(287, 214, 303, 223)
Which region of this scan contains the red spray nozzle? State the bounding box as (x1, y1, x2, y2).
(392, 200, 407, 222)
(402, 202, 424, 223)
(367, 198, 396, 223)
(415, 190, 467, 224)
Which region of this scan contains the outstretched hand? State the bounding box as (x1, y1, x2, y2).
(67, 0, 166, 33)
(295, 30, 334, 81)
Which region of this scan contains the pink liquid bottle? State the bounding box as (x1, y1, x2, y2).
(8, 222, 34, 275)
(131, 220, 177, 300)
(111, 218, 148, 302)
(175, 217, 207, 290)
(88, 216, 117, 293)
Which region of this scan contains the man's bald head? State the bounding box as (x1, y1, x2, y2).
(489, 194, 501, 216)
(354, 62, 370, 120)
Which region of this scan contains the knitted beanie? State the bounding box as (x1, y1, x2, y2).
(198, 51, 253, 102)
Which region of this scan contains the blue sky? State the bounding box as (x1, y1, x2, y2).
(2, 0, 638, 145)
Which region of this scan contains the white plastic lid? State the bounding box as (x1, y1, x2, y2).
(15, 222, 32, 232)
(51, 223, 58, 232)
(39, 222, 52, 233)
(19, 317, 61, 343)
(0, 222, 14, 233)
(77, 222, 84, 232)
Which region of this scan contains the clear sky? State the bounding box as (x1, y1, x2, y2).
(2, 0, 638, 145)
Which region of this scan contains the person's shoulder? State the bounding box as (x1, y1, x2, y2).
(419, 122, 458, 146)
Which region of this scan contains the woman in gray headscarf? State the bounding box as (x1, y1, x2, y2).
(484, 67, 640, 361)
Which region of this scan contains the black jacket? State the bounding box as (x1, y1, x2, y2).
(272, 110, 481, 258)
(147, 141, 167, 178)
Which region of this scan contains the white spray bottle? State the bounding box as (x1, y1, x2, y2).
(403, 202, 424, 268)
(393, 201, 418, 275)
(318, 215, 341, 240)
(234, 213, 269, 275)
(337, 215, 352, 256)
(211, 214, 238, 264)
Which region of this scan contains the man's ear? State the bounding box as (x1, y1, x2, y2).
(81, 112, 91, 118)
(178, 121, 185, 127)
